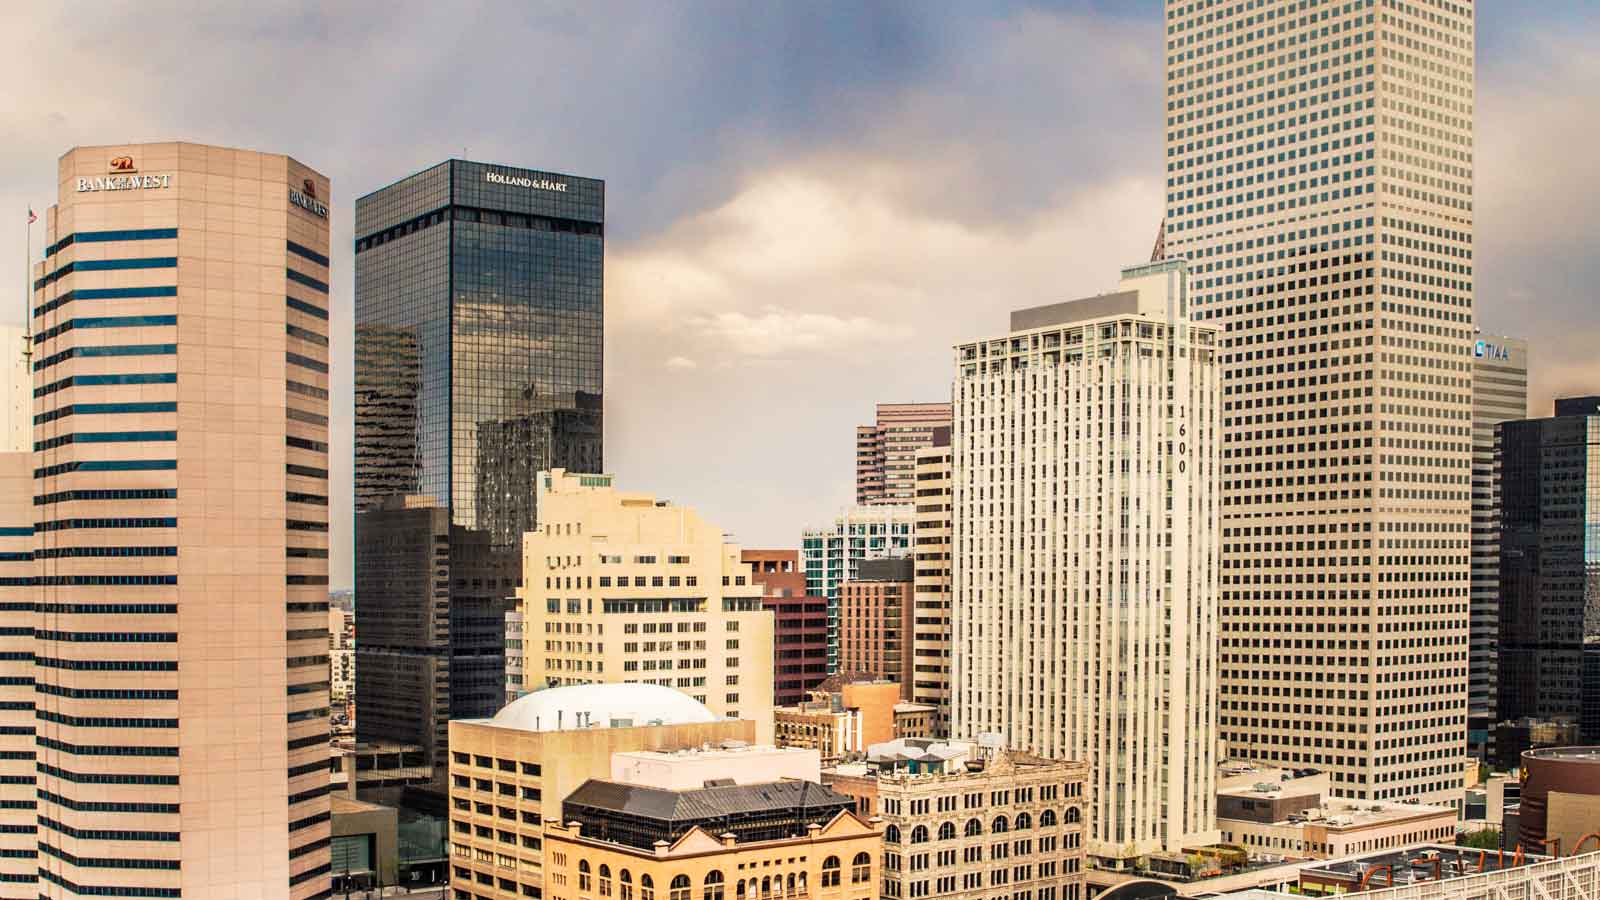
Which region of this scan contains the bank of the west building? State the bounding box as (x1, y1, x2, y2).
(12, 142, 333, 898)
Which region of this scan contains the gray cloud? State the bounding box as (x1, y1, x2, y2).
(0, 2, 1595, 588)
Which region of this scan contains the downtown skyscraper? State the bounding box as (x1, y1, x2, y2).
(951, 261, 1222, 866)
(1164, 0, 1475, 806)
(354, 160, 603, 770)
(20, 142, 333, 898)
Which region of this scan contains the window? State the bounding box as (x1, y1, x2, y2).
(703, 871, 724, 900)
(910, 825, 928, 844)
(965, 819, 983, 837)
(1040, 809, 1057, 827)
(621, 870, 633, 900)
(641, 875, 655, 900)
(600, 865, 612, 897)
(884, 825, 901, 844)
(821, 856, 840, 888)
(671, 875, 691, 900)
(1065, 807, 1081, 824)
(1014, 813, 1031, 830)
(992, 815, 1009, 833)
(851, 852, 871, 884)
(938, 822, 956, 840)
(579, 861, 592, 892)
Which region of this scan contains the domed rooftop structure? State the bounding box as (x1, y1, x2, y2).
(488, 683, 719, 733)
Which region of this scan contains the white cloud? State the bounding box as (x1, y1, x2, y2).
(664, 355, 698, 370)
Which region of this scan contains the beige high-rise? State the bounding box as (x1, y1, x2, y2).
(1467, 334, 1525, 758)
(910, 444, 952, 735)
(1164, 0, 1475, 808)
(19, 142, 332, 898)
(951, 261, 1221, 865)
(519, 470, 775, 742)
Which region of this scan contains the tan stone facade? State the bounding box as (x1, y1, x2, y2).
(537, 814, 882, 900)
(447, 718, 756, 897)
(776, 681, 901, 764)
(519, 471, 775, 742)
(1165, 0, 1476, 808)
(20, 142, 331, 899)
(825, 747, 1088, 900)
(910, 445, 951, 736)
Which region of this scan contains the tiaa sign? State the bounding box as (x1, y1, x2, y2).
(1474, 340, 1510, 361)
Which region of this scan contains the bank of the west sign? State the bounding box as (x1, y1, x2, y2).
(485, 171, 567, 192)
(76, 174, 172, 192)
(289, 187, 329, 218)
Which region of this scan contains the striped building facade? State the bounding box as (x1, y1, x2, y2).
(13, 142, 332, 899)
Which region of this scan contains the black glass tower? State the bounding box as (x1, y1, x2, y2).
(1496, 396, 1600, 748)
(354, 160, 603, 770)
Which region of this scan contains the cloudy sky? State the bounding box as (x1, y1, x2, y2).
(4, 1, 1598, 589)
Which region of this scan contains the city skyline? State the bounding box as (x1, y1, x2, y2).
(4, 3, 1598, 589)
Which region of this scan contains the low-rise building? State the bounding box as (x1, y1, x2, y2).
(541, 781, 883, 900)
(825, 738, 1089, 900)
(610, 744, 822, 790)
(775, 677, 902, 763)
(1518, 747, 1600, 856)
(1216, 768, 1457, 859)
(331, 740, 433, 800)
(447, 683, 757, 895)
(893, 703, 937, 739)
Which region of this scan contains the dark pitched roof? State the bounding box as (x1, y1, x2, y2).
(564, 779, 852, 824)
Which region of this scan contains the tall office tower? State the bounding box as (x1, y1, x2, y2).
(911, 442, 953, 736)
(1497, 397, 1600, 743)
(838, 557, 914, 691)
(802, 506, 914, 672)
(951, 261, 1221, 867)
(519, 470, 776, 742)
(1467, 334, 1527, 759)
(855, 403, 952, 505)
(0, 452, 33, 891)
(26, 142, 331, 898)
(743, 550, 829, 705)
(1164, 0, 1477, 806)
(354, 160, 603, 768)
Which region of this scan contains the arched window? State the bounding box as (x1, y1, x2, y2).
(671, 875, 691, 900)
(760, 877, 771, 898)
(600, 865, 613, 897)
(851, 852, 871, 884)
(641, 875, 655, 900)
(965, 818, 983, 837)
(938, 822, 956, 841)
(884, 825, 901, 845)
(1039, 809, 1057, 828)
(704, 871, 724, 900)
(735, 880, 746, 900)
(1015, 812, 1032, 830)
(580, 861, 593, 893)
(621, 870, 634, 900)
(786, 874, 796, 895)
(992, 815, 1009, 833)
(1065, 806, 1081, 824)
(822, 856, 841, 888)
(910, 825, 929, 844)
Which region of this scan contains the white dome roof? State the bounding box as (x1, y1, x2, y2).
(489, 683, 719, 733)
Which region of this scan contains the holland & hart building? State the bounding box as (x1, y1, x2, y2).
(354, 160, 604, 770)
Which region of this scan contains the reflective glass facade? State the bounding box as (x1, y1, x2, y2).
(354, 160, 603, 767)
(1496, 397, 1600, 743)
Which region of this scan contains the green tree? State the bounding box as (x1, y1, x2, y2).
(1459, 829, 1501, 850)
